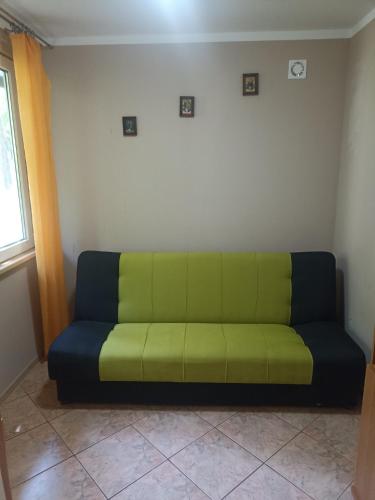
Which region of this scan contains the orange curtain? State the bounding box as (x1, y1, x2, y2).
(10, 33, 68, 354)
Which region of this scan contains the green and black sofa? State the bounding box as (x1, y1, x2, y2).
(48, 251, 366, 406)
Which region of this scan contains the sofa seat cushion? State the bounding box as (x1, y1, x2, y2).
(98, 323, 313, 385)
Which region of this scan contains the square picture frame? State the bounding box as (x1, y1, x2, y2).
(242, 73, 259, 96)
(179, 96, 194, 117)
(122, 116, 137, 136)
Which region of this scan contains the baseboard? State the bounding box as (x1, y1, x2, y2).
(0, 357, 39, 401)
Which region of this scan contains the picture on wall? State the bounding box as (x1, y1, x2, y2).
(179, 96, 195, 117)
(242, 73, 259, 96)
(122, 116, 137, 136)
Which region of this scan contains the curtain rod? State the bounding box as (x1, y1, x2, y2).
(0, 7, 52, 49)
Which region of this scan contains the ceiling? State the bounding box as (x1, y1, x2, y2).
(1, 0, 375, 45)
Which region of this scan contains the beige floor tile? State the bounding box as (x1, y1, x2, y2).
(225, 464, 311, 499)
(134, 410, 212, 457)
(2, 384, 26, 404)
(339, 485, 354, 499)
(273, 407, 321, 430)
(77, 426, 165, 498)
(29, 380, 72, 421)
(6, 423, 72, 487)
(304, 412, 360, 463)
(113, 461, 209, 499)
(268, 432, 353, 500)
(194, 407, 237, 426)
(20, 362, 50, 395)
(11, 456, 105, 500)
(171, 429, 261, 500)
(218, 411, 299, 461)
(51, 407, 144, 453)
(1, 395, 46, 440)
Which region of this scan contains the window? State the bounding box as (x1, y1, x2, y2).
(0, 55, 33, 263)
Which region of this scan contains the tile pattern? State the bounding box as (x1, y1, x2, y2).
(1, 395, 46, 439)
(273, 406, 321, 430)
(12, 457, 105, 500)
(2, 384, 26, 404)
(133, 410, 212, 457)
(303, 412, 360, 463)
(113, 461, 209, 499)
(6, 423, 71, 487)
(20, 362, 50, 395)
(0, 363, 361, 500)
(29, 380, 72, 422)
(194, 406, 237, 426)
(338, 485, 354, 500)
(77, 426, 165, 497)
(171, 429, 261, 499)
(226, 464, 311, 499)
(218, 411, 299, 460)
(51, 407, 145, 453)
(268, 432, 354, 500)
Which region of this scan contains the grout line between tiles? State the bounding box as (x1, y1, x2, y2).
(220, 461, 264, 499)
(105, 459, 170, 499)
(9, 421, 74, 488)
(168, 425, 264, 499)
(272, 410, 321, 431)
(49, 409, 149, 456)
(11, 456, 74, 491)
(133, 421, 213, 461)
(260, 463, 316, 500)
(4, 417, 47, 443)
(261, 428, 322, 499)
(193, 409, 239, 427)
(75, 452, 114, 499)
(7, 395, 357, 499)
(300, 426, 358, 465)
(168, 458, 216, 500)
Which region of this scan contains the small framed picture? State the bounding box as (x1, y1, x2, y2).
(179, 96, 194, 117)
(242, 73, 259, 96)
(122, 116, 137, 136)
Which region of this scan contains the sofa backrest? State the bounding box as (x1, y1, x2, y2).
(74, 251, 336, 325)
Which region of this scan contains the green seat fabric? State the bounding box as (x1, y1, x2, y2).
(118, 253, 292, 325)
(99, 323, 313, 384)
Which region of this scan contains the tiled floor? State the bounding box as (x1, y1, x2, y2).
(1, 362, 360, 500)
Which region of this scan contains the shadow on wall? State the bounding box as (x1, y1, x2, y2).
(336, 268, 345, 326)
(25, 260, 44, 359)
(63, 253, 77, 318)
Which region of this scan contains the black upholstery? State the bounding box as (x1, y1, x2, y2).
(295, 322, 366, 398)
(291, 252, 337, 325)
(48, 321, 114, 381)
(75, 251, 120, 323)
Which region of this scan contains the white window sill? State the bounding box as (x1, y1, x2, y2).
(0, 249, 36, 277)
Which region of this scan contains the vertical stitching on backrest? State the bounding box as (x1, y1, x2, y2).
(118, 253, 122, 323)
(185, 253, 189, 322)
(254, 253, 260, 322)
(221, 323, 228, 383)
(151, 253, 154, 322)
(288, 253, 292, 326)
(220, 252, 224, 323)
(141, 323, 152, 382)
(261, 324, 270, 383)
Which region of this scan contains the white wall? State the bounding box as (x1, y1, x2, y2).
(0, 260, 41, 396)
(43, 39, 348, 296)
(334, 20, 375, 360)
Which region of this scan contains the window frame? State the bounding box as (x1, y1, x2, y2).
(0, 53, 34, 264)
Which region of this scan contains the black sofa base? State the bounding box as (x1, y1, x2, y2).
(56, 380, 362, 407)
